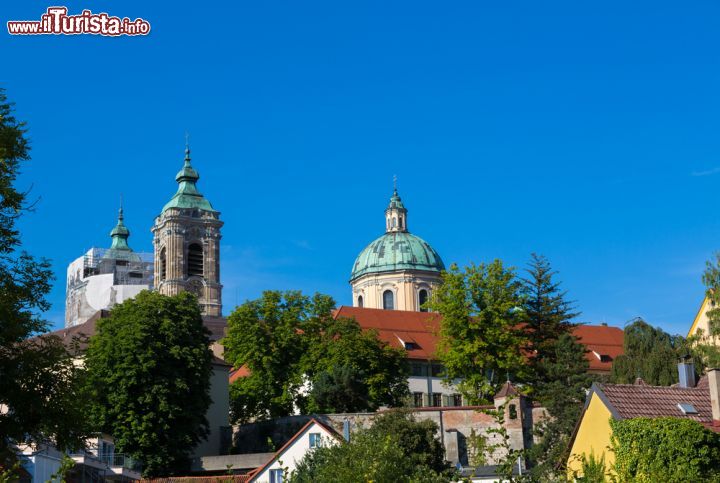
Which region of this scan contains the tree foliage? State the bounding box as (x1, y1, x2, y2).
(303, 316, 408, 413)
(429, 261, 526, 403)
(223, 291, 408, 422)
(611, 417, 720, 482)
(289, 411, 452, 482)
(520, 253, 579, 383)
(610, 318, 684, 386)
(85, 291, 213, 477)
(527, 333, 590, 480)
(688, 252, 720, 368)
(0, 88, 90, 463)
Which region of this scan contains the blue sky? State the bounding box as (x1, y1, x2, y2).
(3, 1, 720, 334)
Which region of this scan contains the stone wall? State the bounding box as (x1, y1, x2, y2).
(232, 399, 548, 466)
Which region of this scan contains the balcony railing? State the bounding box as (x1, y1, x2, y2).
(69, 451, 142, 473)
(100, 453, 142, 473)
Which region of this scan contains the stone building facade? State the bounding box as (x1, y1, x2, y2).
(152, 145, 223, 316)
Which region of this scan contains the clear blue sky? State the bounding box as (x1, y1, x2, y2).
(3, 1, 720, 335)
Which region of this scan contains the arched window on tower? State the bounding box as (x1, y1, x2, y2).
(188, 243, 204, 277)
(383, 290, 394, 310)
(418, 289, 429, 312)
(357, 295, 364, 308)
(159, 247, 167, 281)
(399, 216, 403, 229)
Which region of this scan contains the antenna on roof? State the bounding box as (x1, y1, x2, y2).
(393, 174, 397, 191)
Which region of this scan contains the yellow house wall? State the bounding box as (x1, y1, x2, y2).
(689, 297, 712, 338)
(567, 392, 614, 477)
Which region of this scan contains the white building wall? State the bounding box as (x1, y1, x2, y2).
(251, 422, 339, 483)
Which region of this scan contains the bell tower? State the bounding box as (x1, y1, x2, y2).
(152, 142, 223, 316)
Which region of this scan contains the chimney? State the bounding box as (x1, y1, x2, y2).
(678, 359, 696, 388)
(708, 368, 720, 423)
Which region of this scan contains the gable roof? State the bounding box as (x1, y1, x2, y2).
(572, 324, 624, 373)
(249, 418, 342, 482)
(43, 311, 230, 366)
(333, 306, 441, 360)
(334, 306, 624, 371)
(590, 378, 720, 432)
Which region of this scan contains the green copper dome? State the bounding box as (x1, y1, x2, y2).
(104, 206, 141, 262)
(351, 231, 445, 281)
(161, 146, 216, 214)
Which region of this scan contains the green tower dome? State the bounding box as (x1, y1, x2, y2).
(161, 145, 216, 214)
(350, 187, 445, 281)
(104, 205, 141, 262)
(350, 231, 445, 281)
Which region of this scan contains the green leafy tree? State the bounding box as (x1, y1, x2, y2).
(223, 291, 408, 421)
(303, 317, 408, 413)
(520, 253, 578, 382)
(308, 365, 369, 414)
(429, 261, 526, 403)
(289, 411, 453, 482)
(688, 252, 720, 368)
(610, 318, 684, 386)
(611, 417, 720, 482)
(527, 333, 590, 480)
(85, 291, 213, 477)
(223, 291, 335, 421)
(0, 89, 90, 464)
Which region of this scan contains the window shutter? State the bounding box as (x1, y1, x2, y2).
(423, 393, 430, 407)
(442, 394, 449, 407)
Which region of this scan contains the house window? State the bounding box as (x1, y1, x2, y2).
(451, 394, 463, 407)
(159, 247, 167, 281)
(309, 433, 322, 448)
(410, 362, 427, 377)
(431, 393, 442, 407)
(431, 363, 444, 377)
(187, 243, 203, 277)
(383, 290, 394, 310)
(509, 404, 518, 420)
(418, 289, 429, 312)
(413, 392, 424, 408)
(269, 469, 283, 483)
(357, 295, 363, 308)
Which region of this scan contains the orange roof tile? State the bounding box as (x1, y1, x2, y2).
(573, 324, 625, 372)
(334, 306, 441, 360)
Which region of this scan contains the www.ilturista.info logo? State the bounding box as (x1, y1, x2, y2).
(7, 7, 150, 36)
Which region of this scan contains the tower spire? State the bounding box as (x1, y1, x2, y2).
(385, 179, 408, 233)
(109, 199, 131, 252)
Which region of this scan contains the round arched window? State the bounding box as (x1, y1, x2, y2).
(418, 289, 429, 312)
(357, 295, 364, 308)
(383, 290, 394, 310)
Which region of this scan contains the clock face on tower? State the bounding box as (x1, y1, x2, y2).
(187, 278, 204, 297)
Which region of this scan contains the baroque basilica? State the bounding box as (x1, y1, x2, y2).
(65, 145, 446, 327)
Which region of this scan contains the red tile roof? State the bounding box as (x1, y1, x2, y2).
(572, 324, 625, 373)
(333, 306, 441, 360)
(334, 306, 624, 372)
(593, 377, 720, 432)
(141, 476, 253, 483)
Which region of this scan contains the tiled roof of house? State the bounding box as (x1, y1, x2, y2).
(333, 306, 624, 371)
(43, 311, 230, 366)
(572, 324, 625, 372)
(595, 378, 718, 430)
(141, 476, 253, 483)
(334, 306, 441, 360)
